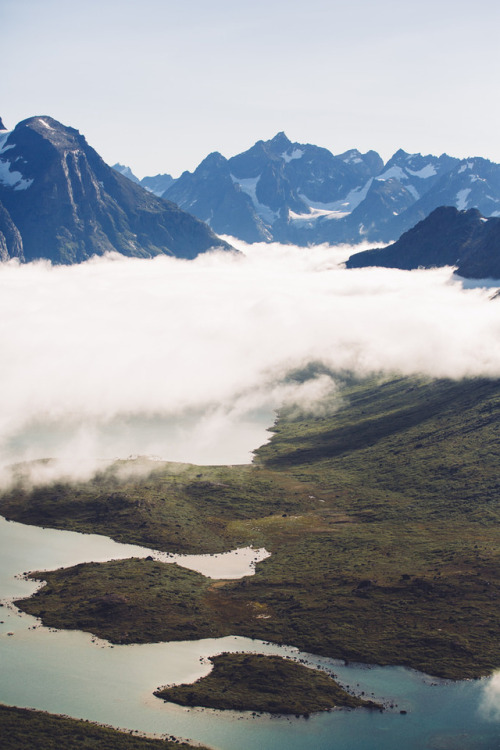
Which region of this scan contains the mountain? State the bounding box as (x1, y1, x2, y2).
(112, 163, 175, 197)
(162, 132, 384, 243)
(345, 206, 500, 279)
(164, 151, 272, 243)
(140, 173, 175, 196)
(160, 133, 500, 246)
(0, 116, 230, 264)
(112, 162, 141, 184)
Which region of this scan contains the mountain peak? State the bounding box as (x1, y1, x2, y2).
(112, 163, 141, 184)
(195, 151, 228, 174)
(0, 114, 231, 264)
(268, 131, 292, 151)
(0, 117, 6, 131)
(15, 116, 86, 153)
(19, 116, 66, 131)
(393, 148, 410, 158)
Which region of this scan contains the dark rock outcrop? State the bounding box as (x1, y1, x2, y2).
(346, 206, 500, 279)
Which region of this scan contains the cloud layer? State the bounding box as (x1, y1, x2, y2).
(0, 241, 499, 477)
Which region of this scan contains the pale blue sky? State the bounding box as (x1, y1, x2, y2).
(2, 0, 500, 177)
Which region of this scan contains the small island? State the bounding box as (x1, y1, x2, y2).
(154, 653, 380, 715)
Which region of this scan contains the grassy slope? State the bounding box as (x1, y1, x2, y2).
(1, 459, 313, 553)
(154, 653, 379, 714)
(0, 704, 207, 750)
(3, 375, 500, 678)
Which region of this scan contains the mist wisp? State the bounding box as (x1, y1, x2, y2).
(0, 240, 499, 484)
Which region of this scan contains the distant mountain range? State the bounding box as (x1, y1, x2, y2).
(2, 114, 499, 276)
(346, 206, 500, 279)
(0, 117, 230, 264)
(115, 132, 500, 248)
(112, 163, 175, 197)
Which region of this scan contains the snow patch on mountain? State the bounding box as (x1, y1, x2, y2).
(0, 135, 33, 190)
(39, 118, 55, 130)
(231, 174, 278, 224)
(407, 164, 437, 179)
(300, 178, 373, 217)
(376, 166, 408, 182)
(322, 210, 352, 221)
(232, 174, 259, 197)
(0, 131, 13, 154)
(456, 188, 472, 210)
(0, 165, 33, 190)
(377, 163, 436, 183)
(289, 207, 350, 224)
(281, 148, 304, 163)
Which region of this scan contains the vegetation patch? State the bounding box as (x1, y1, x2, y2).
(17, 559, 227, 644)
(0, 703, 207, 750)
(154, 653, 379, 714)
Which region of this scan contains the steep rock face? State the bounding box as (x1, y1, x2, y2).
(0, 117, 230, 264)
(0, 199, 24, 261)
(346, 206, 500, 279)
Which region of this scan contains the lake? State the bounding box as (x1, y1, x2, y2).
(0, 515, 499, 750)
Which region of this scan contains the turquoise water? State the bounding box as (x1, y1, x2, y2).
(1, 516, 499, 750)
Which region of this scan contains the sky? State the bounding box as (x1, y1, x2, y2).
(0, 242, 499, 482)
(2, 0, 500, 178)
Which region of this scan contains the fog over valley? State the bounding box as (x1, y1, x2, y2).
(1, 240, 499, 482)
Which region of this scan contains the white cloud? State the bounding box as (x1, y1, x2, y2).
(479, 671, 500, 723)
(0, 242, 498, 479)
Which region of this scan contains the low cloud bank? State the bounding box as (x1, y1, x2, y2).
(0, 241, 498, 481)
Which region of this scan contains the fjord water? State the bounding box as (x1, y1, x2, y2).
(0, 516, 499, 750)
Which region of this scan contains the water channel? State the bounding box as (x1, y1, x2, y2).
(1, 515, 499, 750)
